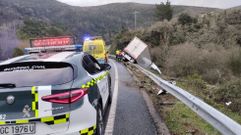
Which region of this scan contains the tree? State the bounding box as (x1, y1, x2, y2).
(0, 22, 20, 59)
(155, 0, 173, 21)
(17, 19, 66, 40)
(178, 13, 197, 25)
(12, 48, 24, 57)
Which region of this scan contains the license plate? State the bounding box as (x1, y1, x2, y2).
(0, 123, 36, 135)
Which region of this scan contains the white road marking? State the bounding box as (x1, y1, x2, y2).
(104, 60, 119, 135)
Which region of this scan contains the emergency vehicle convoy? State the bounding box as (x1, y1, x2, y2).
(0, 36, 112, 135)
(83, 36, 108, 64)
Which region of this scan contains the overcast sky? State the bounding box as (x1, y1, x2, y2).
(57, 0, 241, 9)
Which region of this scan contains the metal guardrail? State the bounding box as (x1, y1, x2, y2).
(134, 64, 241, 135)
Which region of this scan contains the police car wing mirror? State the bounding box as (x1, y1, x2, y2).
(87, 63, 96, 73)
(101, 64, 111, 70)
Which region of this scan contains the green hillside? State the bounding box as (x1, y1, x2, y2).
(0, 0, 221, 59)
(0, 0, 220, 41)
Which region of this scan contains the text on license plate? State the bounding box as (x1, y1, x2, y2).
(0, 123, 35, 135)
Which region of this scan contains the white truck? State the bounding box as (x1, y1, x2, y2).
(123, 37, 161, 74)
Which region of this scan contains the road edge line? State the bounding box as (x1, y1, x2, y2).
(104, 60, 119, 135)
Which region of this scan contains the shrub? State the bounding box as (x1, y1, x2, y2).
(148, 21, 174, 46)
(150, 46, 168, 68)
(215, 79, 241, 114)
(12, 47, 24, 57)
(170, 32, 186, 45)
(202, 69, 221, 84)
(165, 43, 230, 84)
(199, 44, 230, 83)
(228, 50, 241, 76)
(165, 43, 202, 77)
(178, 13, 197, 25)
(186, 73, 207, 90)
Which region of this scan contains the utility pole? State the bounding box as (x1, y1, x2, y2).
(133, 11, 139, 30)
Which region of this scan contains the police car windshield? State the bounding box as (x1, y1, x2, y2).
(0, 62, 74, 87)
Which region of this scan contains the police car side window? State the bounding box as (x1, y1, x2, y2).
(82, 55, 101, 74)
(88, 55, 102, 71)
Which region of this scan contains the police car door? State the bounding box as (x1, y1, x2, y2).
(83, 55, 109, 107)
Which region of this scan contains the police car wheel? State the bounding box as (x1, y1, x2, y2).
(96, 104, 104, 135)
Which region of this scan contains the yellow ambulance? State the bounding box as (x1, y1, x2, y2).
(83, 36, 108, 64)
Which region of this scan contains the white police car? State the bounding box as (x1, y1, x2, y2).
(0, 43, 112, 135)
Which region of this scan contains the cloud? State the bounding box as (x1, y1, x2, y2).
(57, 0, 241, 9)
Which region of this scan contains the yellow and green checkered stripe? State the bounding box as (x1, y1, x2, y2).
(40, 113, 70, 125)
(79, 125, 96, 135)
(31, 86, 39, 117)
(81, 79, 97, 89)
(0, 121, 6, 125)
(0, 114, 70, 125)
(81, 71, 109, 89)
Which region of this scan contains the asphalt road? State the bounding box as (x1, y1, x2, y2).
(107, 60, 157, 135)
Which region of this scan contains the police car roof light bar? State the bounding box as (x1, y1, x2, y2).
(25, 45, 82, 54)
